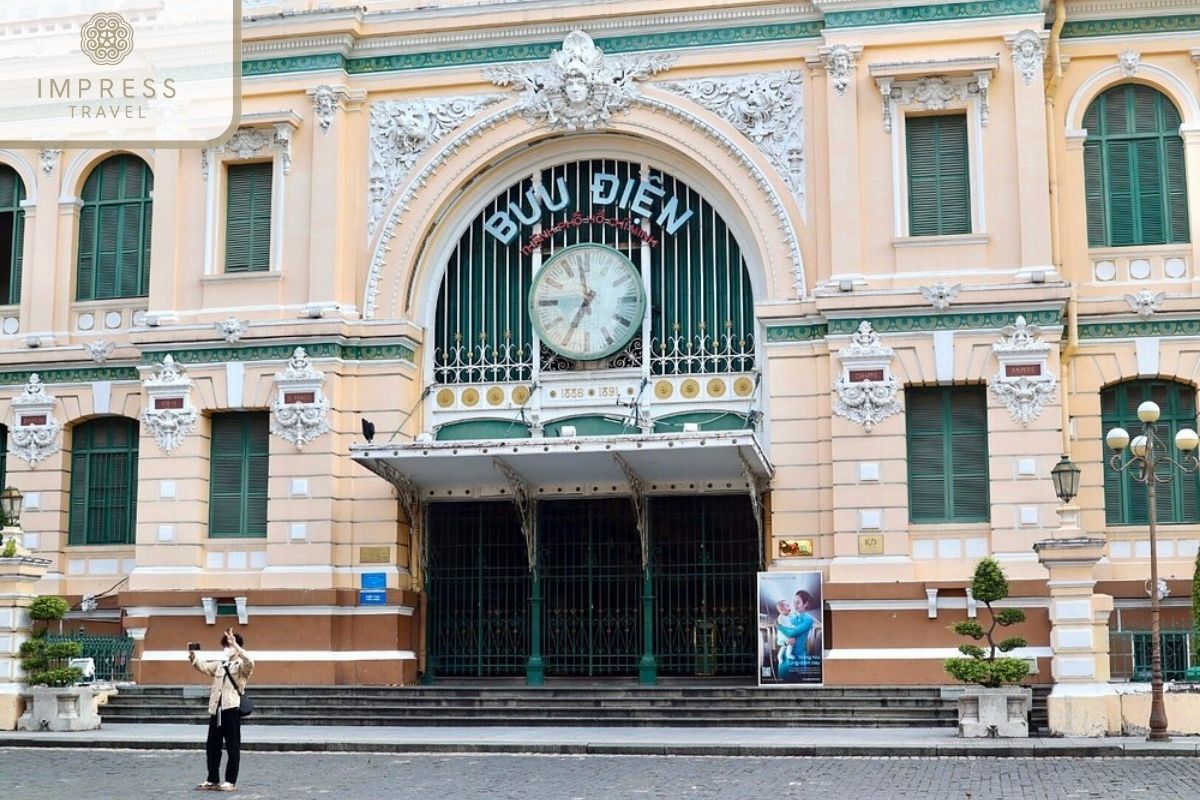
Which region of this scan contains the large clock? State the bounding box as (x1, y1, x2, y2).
(529, 244, 646, 361)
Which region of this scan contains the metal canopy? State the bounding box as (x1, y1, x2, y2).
(351, 430, 772, 499)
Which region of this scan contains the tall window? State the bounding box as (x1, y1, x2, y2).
(1102, 380, 1199, 525)
(0, 423, 7, 497)
(1083, 84, 1189, 247)
(76, 155, 153, 301)
(68, 418, 139, 545)
(906, 386, 990, 523)
(209, 413, 269, 538)
(225, 162, 273, 273)
(906, 114, 971, 237)
(0, 165, 25, 305)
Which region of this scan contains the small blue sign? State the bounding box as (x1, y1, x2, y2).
(360, 572, 387, 590)
(359, 589, 388, 606)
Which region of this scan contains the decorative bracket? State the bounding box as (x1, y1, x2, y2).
(614, 454, 650, 569)
(738, 450, 768, 569)
(141, 354, 199, 453)
(10, 374, 62, 465)
(989, 315, 1057, 426)
(494, 458, 538, 571)
(832, 321, 902, 432)
(269, 348, 331, 449)
(394, 472, 427, 591)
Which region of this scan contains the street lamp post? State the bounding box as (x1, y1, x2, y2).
(1104, 401, 1200, 742)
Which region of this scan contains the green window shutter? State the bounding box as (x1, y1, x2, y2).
(0, 166, 24, 305)
(907, 386, 990, 522)
(209, 412, 269, 538)
(906, 114, 971, 237)
(1084, 84, 1190, 247)
(67, 418, 139, 546)
(76, 155, 153, 301)
(1102, 380, 1200, 525)
(225, 163, 273, 273)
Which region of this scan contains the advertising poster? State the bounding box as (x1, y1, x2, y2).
(757, 571, 823, 686)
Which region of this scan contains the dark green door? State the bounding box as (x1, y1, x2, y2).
(541, 499, 642, 677)
(427, 502, 530, 677)
(654, 495, 758, 676)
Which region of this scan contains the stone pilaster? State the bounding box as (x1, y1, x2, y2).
(0, 544, 50, 730)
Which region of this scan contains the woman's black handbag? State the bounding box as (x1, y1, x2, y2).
(223, 665, 254, 718)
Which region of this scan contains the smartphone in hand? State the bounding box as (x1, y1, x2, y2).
(187, 642, 201, 651)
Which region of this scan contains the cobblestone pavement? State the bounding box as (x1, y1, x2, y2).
(4, 749, 1199, 800)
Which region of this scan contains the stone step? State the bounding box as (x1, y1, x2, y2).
(97, 713, 957, 728)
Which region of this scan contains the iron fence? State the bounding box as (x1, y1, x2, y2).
(45, 633, 134, 683)
(1108, 629, 1193, 682)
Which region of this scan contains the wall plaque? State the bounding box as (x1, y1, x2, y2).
(847, 368, 885, 383)
(359, 546, 391, 564)
(1004, 363, 1042, 378)
(154, 397, 185, 410)
(857, 534, 885, 555)
(779, 539, 814, 557)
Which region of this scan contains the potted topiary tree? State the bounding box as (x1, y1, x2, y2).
(945, 557, 1033, 737)
(17, 595, 101, 732)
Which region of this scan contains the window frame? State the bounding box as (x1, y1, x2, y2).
(0, 165, 26, 306)
(75, 155, 154, 302)
(905, 384, 992, 524)
(223, 160, 275, 274)
(208, 412, 270, 539)
(67, 417, 140, 546)
(904, 112, 973, 237)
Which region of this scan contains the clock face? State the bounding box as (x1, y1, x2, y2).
(529, 244, 646, 361)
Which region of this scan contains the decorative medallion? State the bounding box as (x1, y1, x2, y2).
(1118, 50, 1140, 78)
(654, 380, 674, 400)
(1125, 290, 1165, 319)
(832, 322, 901, 432)
(512, 385, 531, 405)
(10, 374, 62, 465)
(436, 388, 455, 408)
(707, 378, 726, 397)
(822, 44, 858, 96)
(215, 317, 249, 344)
(680, 378, 700, 399)
(461, 387, 480, 407)
(484, 30, 674, 131)
(141, 355, 199, 453)
(1007, 30, 1045, 86)
(39, 149, 62, 176)
(486, 386, 505, 406)
(662, 71, 806, 215)
(216, 125, 293, 175)
(270, 348, 331, 448)
(733, 376, 755, 397)
(83, 340, 115, 364)
(920, 282, 961, 311)
(989, 315, 1057, 426)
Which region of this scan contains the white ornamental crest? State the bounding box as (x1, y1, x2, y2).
(270, 348, 330, 449)
(10, 374, 62, 465)
(832, 322, 902, 432)
(485, 30, 674, 131)
(141, 355, 198, 453)
(989, 316, 1057, 426)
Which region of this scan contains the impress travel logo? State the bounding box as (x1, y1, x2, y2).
(0, 1, 240, 147)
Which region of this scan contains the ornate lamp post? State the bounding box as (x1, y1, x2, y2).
(1050, 455, 1081, 506)
(0, 486, 23, 532)
(1104, 401, 1200, 742)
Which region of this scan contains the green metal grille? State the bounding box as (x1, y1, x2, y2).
(540, 499, 641, 677)
(0, 165, 25, 306)
(68, 417, 139, 546)
(76, 155, 153, 301)
(653, 495, 758, 677)
(427, 502, 530, 678)
(1109, 630, 1192, 682)
(1101, 380, 1200, 525)
(45, 633, 134, 683)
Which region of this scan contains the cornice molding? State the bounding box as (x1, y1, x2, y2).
(1061, 13, 1200, 38)
(823, 0, 1042, 28)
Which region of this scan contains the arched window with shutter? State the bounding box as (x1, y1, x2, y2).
(1083, 84, 1190, 247)
(0, 165, 25, 305)
(68, 417, 140, 546)
(1102, 380, 1200, 525)
(76, 154, 154, 301)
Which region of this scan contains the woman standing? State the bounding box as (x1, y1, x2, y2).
(189, 627, 254, 792)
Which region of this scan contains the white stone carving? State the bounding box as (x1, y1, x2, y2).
(823, 44, 858, 96)
(1118, 49, 1141, 78)
(39, 149, 62, 175)
(10, 374, 62, 465)
(215, 125, 293, 174)
(833, 322, 901, 432)
(83, 340, 115, 363)
(484, 30, 674, 131)
(875, 70, 992, 133)
(912, 76, 960, 110)
(215, 317, 249, 344)
(272, 123, 294, 175)
(200, 148, 210, 179)
(270, 348, 330, 448)
(310, 85, 341, 134)
(1125, 290, 1165, 319)
(662, 71, 805, 215)
(1008, 30, 1045, 86)
(920, 282, 961, 311)
(140, 355, 198, 453)
(368, 94, 503, 237)
(990, 316, 1057, 426)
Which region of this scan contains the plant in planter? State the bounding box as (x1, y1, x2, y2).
(1188, 550, 1200, 682)
(945, 557, 1032, 737)
(17, 595, 100, 732)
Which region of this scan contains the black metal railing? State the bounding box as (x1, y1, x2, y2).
(1109, 629, 1193, 682)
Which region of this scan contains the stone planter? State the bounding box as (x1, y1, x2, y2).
(18, 686, 102, 732)
(956, 686, 1032, 738)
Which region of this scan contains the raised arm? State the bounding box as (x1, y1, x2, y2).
(775, 613, 814, 640)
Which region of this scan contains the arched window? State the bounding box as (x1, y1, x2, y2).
(76, 155, 153, 301)
(68, 417, 140, 545)
(1083, 84, 1189, 247)
(0, 165, 25, 305)
(1102, 380, 1200, 525)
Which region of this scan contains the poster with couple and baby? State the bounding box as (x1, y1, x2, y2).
(757, 571, 824, 686)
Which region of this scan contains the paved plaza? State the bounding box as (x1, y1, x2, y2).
(4, 749, 1199, 800)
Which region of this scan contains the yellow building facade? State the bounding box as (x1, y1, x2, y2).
(0, 0, 1198, 698)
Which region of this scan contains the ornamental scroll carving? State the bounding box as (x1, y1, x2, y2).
(484, 30, 674, 131)
(270, 347, 330, 448)
(368, 94, 504, 237)
(1007, 30, 1045, 86)
(141, 355, 198, 453)
(10, 374, 62, 465)
(662, 71, 805, 216)
(832, 322, 901, 432)
(989, 315, 1057, 426)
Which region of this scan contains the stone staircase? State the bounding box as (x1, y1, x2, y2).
(99, 683, 1051, 729)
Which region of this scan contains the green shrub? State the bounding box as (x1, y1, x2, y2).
(944, 557, 1031, 689)
(18, 631, 84, 688)
(28, 596, 70, 621)
(27, 668, 85, 688)
(1, 538, 16, 558)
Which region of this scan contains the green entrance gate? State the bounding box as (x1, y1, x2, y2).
(541, 499, 642, 677)
(426, 495, 758, 681)
(426, 502, 529, 677)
